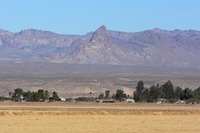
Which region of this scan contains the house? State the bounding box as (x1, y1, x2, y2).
(60, 97, 66, 102)
(126, 99, 135, 103)
(175, 100, 186, 104)
(96, 99, 115, 103)
(157, 98, 166, 104)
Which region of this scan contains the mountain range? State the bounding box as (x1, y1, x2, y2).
(0, 25, 200, 67)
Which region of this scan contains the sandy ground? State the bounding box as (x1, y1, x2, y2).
(0, 102, 200, 133)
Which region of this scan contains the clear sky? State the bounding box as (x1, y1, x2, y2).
(0, 0, 199, 35)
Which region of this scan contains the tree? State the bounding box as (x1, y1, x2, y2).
(134, 80, 145, 102)
(149, 84, 162, 102)
(174, 86, 182, 99)
(37, 89, 49, 101)
(23, 91, 33, 102)
(116, 90, 126, 102)
(134, 91, 140, 102)
(161, 80, 175, 100)
(98, 93, 104, 99)
(141, 88, 149, 102)
(44, 90, 49, 100)
(105, 90, 110, 99)
(194, 87, 200, 100)
(32, 92, 40, 101)
(12, 88, 24, 101)
(22, 90, 49, 102)
(180, 88, 193, 100)
(136, 80, 145, 93)
(38, 89, 45, 100)
(52, 91, 60, 101)
(14, 88, 23, 96)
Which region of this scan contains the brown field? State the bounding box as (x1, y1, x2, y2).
(0, 102, 200, 133)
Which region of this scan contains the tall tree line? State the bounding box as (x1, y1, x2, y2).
(11, 88, 60, 102)
(134, 80, 200, 103)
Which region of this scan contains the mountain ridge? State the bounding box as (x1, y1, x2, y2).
(0, 25, 200, 67)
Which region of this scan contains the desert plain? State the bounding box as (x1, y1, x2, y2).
(0, 102, 200, 133)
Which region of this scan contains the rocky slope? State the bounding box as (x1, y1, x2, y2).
(0, 26, 200, 67)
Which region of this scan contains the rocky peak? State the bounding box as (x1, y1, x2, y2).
(96, 25, 107, 33)
(90, 25, 109, 42)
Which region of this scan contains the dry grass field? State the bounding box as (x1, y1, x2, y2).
(0, 102, 200, 133)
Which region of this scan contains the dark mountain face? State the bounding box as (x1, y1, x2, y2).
(0, 26, 200, 67)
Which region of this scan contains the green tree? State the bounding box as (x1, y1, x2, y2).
(133, 91, 140, 102)
(194, 87, 200, 100)
(116, 90, 126, 102)
(38, 89, 45, 100)
(12, 88, 24, 101)
(98, 93, 104, 99)
(161, 80, 175, 100)
(44, 90, 49, 100)
(52, 91, 60, 101)
(180, 88, 193, 100)
(23, 91, 33, 102)
(149, 84, 162, 102)
(134, 80, 145, 102)
(37, 89, 49, 101)
(32, 92, 40, 101)
(23, 90, 49, 102)
(105, 90, 110, 99)
(14, 88, 23, 96)
(136, 80, 145, 93)
(174, 86, 182, 99)
(142, 88, 149, 102)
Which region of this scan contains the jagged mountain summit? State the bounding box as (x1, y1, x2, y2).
(0, 25, 200, 67)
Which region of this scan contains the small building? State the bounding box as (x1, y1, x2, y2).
(175, 100, 186, 104)
(96, 99, 115, 103)
(190, 102, 198, 104)
(66, 98, 76, 102)
(60, 97, 66, 102)
(157, 98, 166, 104)
(126, 99, 135, 103)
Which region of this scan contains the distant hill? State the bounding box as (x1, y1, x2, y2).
(0, 25, 200, 67)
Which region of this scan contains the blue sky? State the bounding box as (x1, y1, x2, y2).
(0, 0, 199, 35)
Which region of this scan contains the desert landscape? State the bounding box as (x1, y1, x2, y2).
(0, 102, 200, 133)
(1, 62, 200, 98)
(0, 1, 200, 133)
